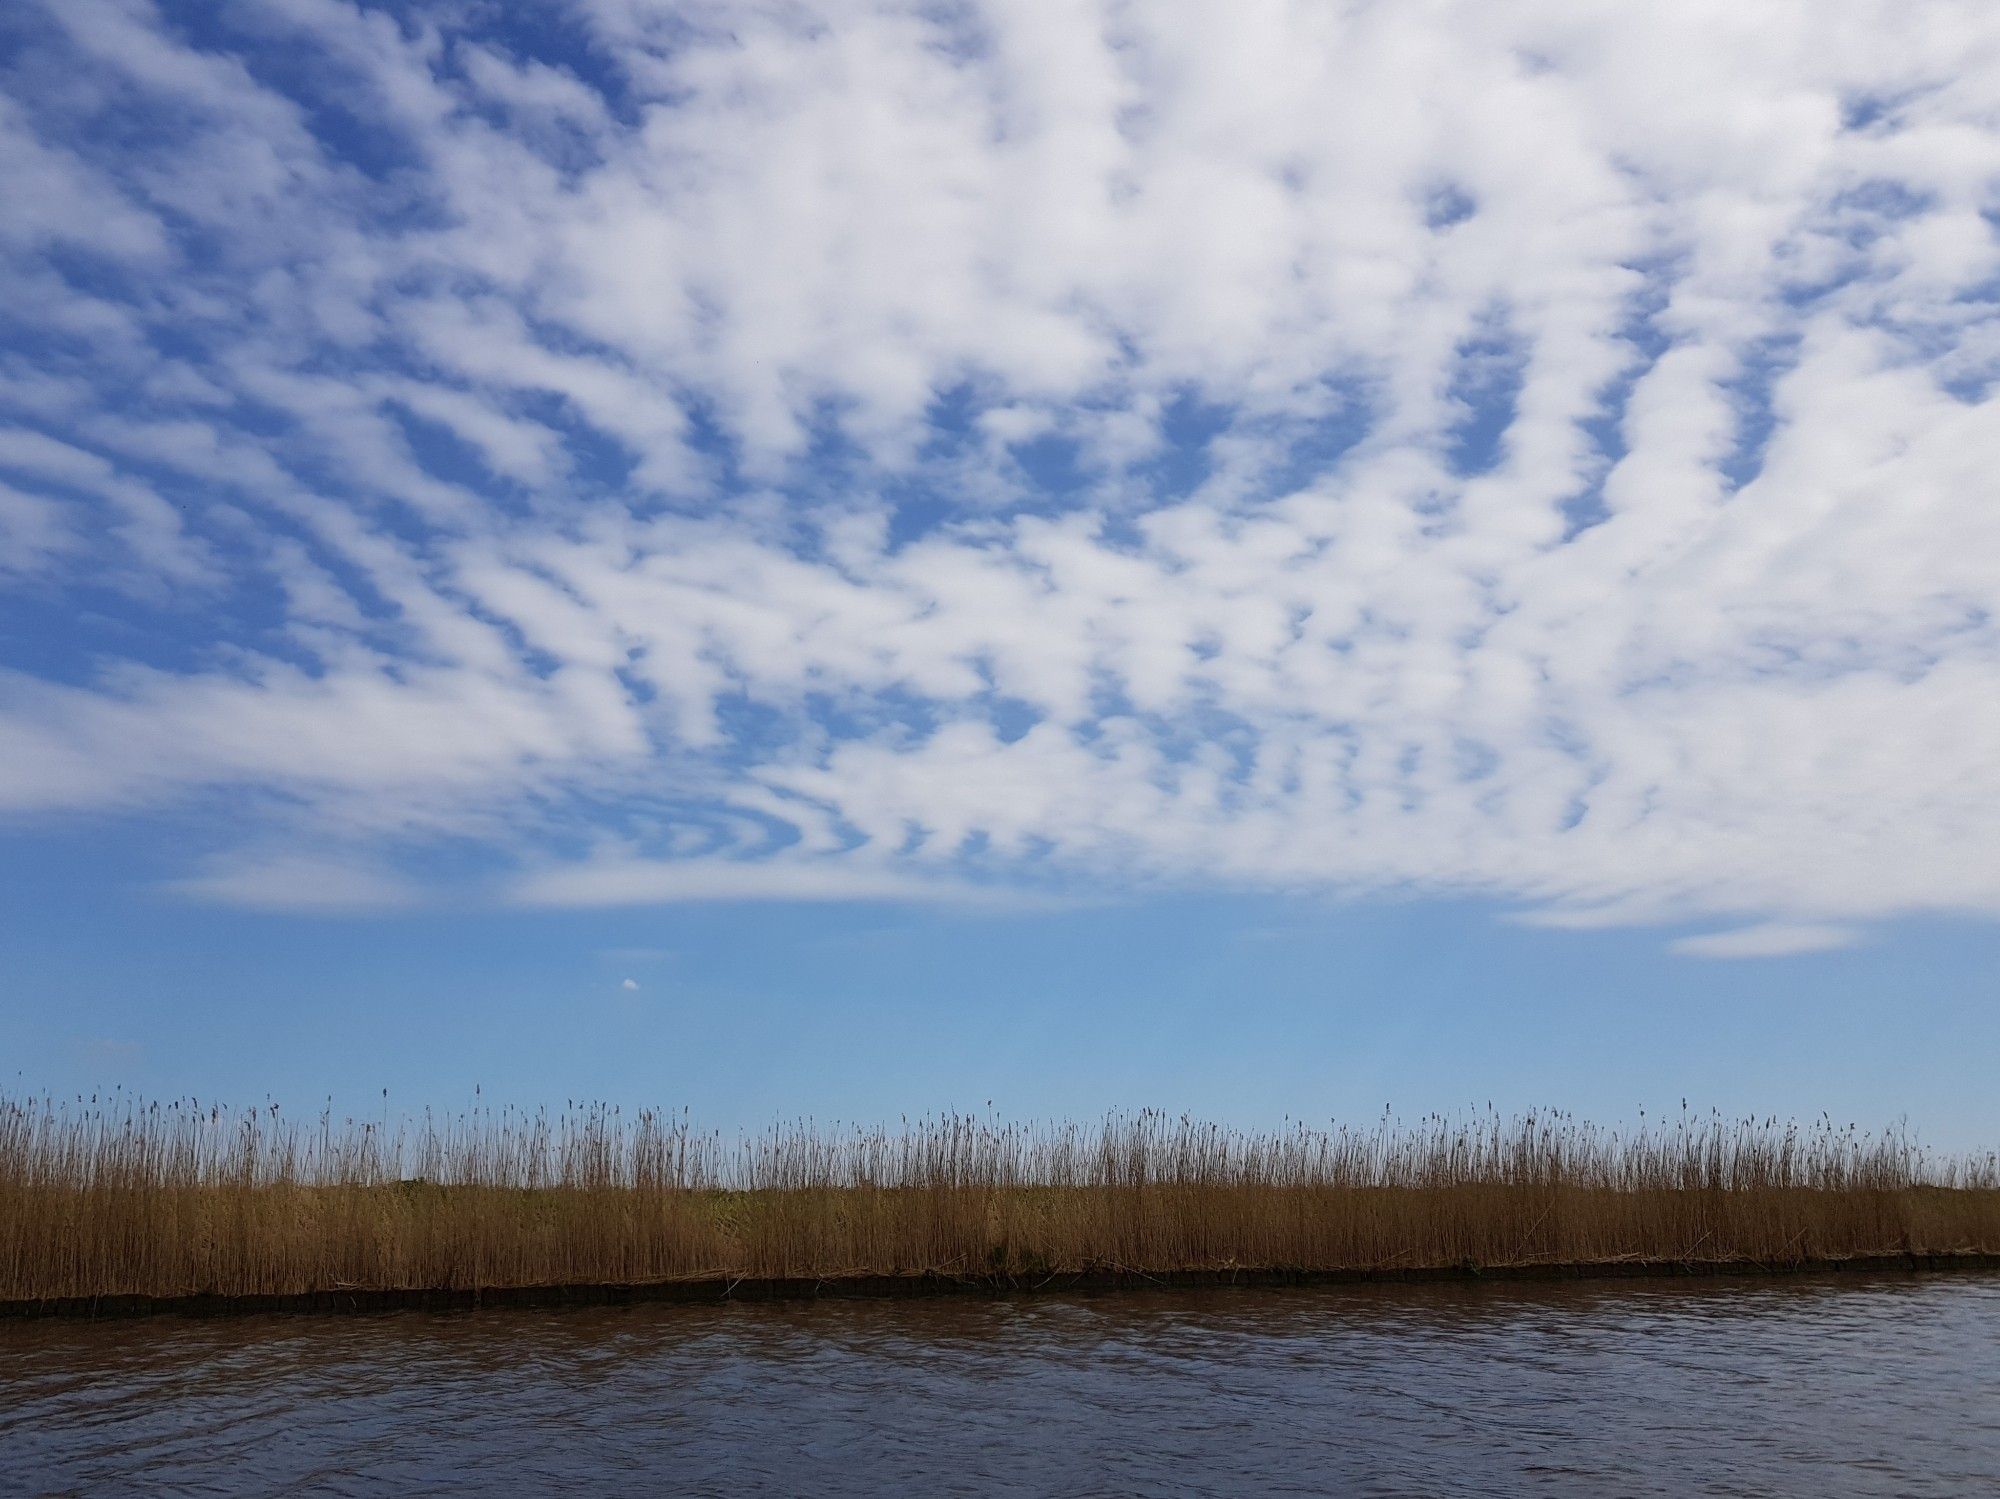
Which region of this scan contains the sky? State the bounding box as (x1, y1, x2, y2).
(2, 1, 1998, 1145)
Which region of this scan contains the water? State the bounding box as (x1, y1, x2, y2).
(3, 1275, 1996, 1496)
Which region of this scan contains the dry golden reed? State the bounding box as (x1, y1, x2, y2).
(2, 1094, 1995, 1303)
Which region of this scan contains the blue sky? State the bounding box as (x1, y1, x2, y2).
(3, 2, 1999, 1144)
(8, 860, 2000, 1149)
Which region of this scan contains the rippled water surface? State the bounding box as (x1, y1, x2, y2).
(3, 1275, 1997, 1496)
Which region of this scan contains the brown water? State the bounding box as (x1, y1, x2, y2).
(3, 1276, 1996, 1496)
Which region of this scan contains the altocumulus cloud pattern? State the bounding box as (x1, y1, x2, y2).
(2, 2, 1998, 954)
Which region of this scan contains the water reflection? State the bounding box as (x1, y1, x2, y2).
(3, 1276, 1996, 1496)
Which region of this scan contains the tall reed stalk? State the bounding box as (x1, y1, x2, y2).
(2, 1094, 1995, 1303)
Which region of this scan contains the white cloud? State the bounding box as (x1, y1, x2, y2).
(0, 1, 1996, 947)
(167, 853, 424, 913)
(1670, 923, 1866, 960)
(620, 977, 639, 991)
(601, 946, 673, 966)
(512, 855, 1049, 911)
(0, 427, 212, 582)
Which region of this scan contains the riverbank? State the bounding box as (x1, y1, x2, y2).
(7, 1250, 2000, 1321)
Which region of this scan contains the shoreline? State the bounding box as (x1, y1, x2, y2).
(8, 1250, 1998, 1322)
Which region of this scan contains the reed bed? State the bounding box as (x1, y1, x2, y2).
(3, 1094, 1996, 1305)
